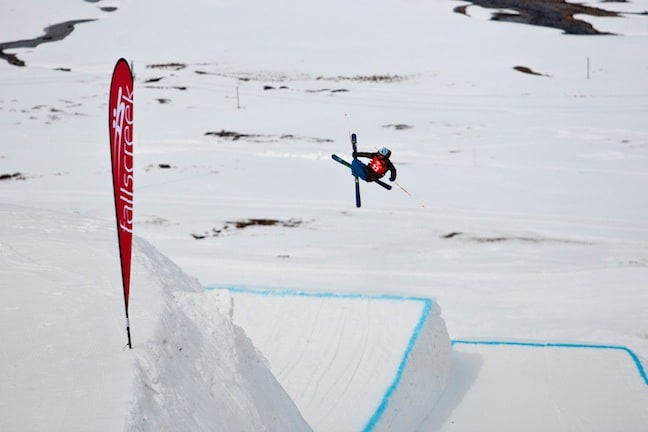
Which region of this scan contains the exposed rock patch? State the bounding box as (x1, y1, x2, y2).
(454, 0, 647, 35)
(191, 218, 305, 240)
(0, 20, 96, 67)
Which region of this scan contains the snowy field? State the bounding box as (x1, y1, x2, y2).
(1, 0, 648, 430)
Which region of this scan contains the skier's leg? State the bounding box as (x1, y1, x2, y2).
(351, 159, 368, 181)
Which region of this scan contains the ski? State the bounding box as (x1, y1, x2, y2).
(331, 154, 351, 168)
(351, 133, 361, 207)
(331, 154, 392, 190)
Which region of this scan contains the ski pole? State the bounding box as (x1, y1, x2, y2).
(394, 181, 426, 208)
(394, 181, 411, 196)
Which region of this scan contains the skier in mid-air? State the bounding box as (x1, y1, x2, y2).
(351, 147, 397, 183)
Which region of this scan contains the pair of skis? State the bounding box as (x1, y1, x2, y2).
(331, 133, 391, 208)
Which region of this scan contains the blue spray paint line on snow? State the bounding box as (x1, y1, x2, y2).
(209, 283, 431, 303)
(207, 284, 434, 432)
(452, 339, 648, 387)
(362, 298, 433, 432)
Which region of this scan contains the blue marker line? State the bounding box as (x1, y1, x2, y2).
(209, 283, 431, 303)
(362, 298, 433, 432)
(452, 339, 648, 386)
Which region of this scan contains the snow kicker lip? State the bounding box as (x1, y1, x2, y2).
(207, 284, 451, 432)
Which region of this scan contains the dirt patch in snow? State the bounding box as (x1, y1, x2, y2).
(191, 218, 305, 240)
(454, 0, 647, 35)
(0, 20, 96, 67)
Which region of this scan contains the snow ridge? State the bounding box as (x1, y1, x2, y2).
(125, 243, 311, 431)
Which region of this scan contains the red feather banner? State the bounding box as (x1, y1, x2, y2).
(109, 58, 134, 348)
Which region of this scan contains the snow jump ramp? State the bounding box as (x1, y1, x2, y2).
(209, 286, 452, 432)
(210, 286, 648, 432)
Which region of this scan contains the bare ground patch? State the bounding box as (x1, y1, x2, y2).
(383, 124, 413, 130)
(316, 74, 408, 83)
(513, 65, 550, 77)
(442, 231, 592, 245)
(204, 130, 333, 144)
(190, 218, 305, 240)
(0, 172, 26, 181)
(454, 0, 647, 35)
(0, 20, 96, 67)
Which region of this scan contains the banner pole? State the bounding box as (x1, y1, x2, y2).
(125, 315, 132, 349)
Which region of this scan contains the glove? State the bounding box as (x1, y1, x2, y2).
(389, 175, 396, 182)
(352, 151, 358, 158)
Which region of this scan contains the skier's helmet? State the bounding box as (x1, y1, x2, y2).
(378, 147, 391, 158)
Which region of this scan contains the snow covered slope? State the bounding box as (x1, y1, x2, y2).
(0, 205, 310, 432)
(1, 0, 648, 430)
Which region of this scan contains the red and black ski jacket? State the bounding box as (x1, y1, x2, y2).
(354, 151, 397, 182)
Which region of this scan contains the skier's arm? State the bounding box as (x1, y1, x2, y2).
(353, 151, 374, 159)
(388, 161, 397, 181)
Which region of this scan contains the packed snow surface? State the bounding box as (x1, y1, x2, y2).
(1, 0, 648, 430)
